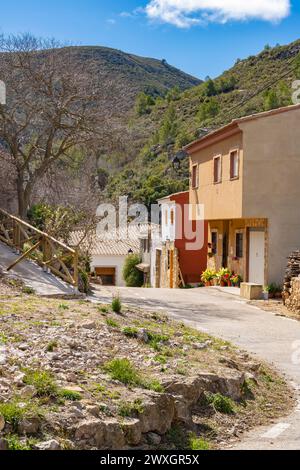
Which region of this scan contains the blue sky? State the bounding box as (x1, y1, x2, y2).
(0, 1, 299, 79)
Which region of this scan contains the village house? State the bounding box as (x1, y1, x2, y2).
(143, 191, 208, 288)
(70, 225, 144, 287)
(186, 104, 300, 287)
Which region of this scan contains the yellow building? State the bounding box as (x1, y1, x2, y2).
(186, 104, 300, 286)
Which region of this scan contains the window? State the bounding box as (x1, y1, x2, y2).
(236, 232, 243, 258)
(165, 209, 168, 226)
(230, 150, 239, 179)
(213, 156, 222, 183)
(170, 209, 175, 226)
(211, 231, 218, 255)
(191, 164, 198, 189)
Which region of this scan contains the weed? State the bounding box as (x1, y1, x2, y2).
(122, 327, 138, 338)
(103, 358, 164, 392)
(58, 303, 69, 310)
(98, 305, 109, 314)
(0, 402, 26, 430)
(22, 286, 35, 295)
(106, 318, 120, 328)
(45, 341, 58, 352)
(166, 425, 188, 449)
(189, 434, 211, 450)
(0, 332, 8, 344)
(111, 295, 122, 314)
(5, 435, 36, 451)
(147, 332, 169, 351)
(206, 393, 235, 414)
(59, 389, 82, 401)
(118, 398, 144, 417)
(154, 354, 167, 365)
(23, 369, 58, 397)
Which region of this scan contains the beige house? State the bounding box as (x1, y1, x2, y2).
(186, 104, 300, 286)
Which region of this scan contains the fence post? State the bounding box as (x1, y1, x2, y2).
(73, 249, 79, 290)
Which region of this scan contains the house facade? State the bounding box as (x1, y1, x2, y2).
(153, 191, 207, 288)
(186, 104, 300, 286)
(70, 225, 143, 287)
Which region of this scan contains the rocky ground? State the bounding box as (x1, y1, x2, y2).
(0, 280, 294, 451)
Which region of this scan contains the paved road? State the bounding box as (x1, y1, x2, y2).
(90, 285, 300, 450)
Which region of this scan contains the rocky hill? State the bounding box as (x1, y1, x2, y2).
(104, 39, 300, 207)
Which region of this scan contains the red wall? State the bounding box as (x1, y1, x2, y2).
(171, 192, 208, 285)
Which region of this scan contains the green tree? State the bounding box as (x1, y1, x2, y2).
(166, 86, 180, 103)
(123, 254, 143, 287)
(159, 104, 178, 144)
(198, 98, 220, 123)
(135, 92, 155, 116)
(203, 78, 217, 97)
(263, 89, 279, 111)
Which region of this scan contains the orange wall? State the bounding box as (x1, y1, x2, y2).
(171, 192, 208, 284)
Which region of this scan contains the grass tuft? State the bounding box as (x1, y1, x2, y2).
(206, 392, 235, 414)
(23, 369, 58, 397)
(111, 295, 122, 314)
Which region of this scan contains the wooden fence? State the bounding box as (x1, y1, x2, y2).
(0, 208, 78, 288)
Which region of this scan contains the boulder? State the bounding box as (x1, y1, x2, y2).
(103, 419, 125, 449)
(139, 394, 175, 434)
(75, 418, 105, 448)
(122, 419, 142, 446)
(36, 440, 61, 451)
(18, 417, 40, 435)
(0, 414, 5, 432)
(0, 438, 8, 451)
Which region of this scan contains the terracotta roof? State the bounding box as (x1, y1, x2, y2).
(70, 224, 159, 257)
(157, 190, 189, 203)
(185, 103, 300, 154)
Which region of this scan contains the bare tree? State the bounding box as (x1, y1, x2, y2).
(0, 33, 107, 217)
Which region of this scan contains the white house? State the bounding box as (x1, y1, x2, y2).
(70, 225, 147, 287)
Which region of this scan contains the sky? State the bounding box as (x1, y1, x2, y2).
(0, 0, 299, 79)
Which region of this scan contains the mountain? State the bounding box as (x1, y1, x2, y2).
(104, 39, 300, 207)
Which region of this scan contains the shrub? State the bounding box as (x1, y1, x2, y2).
(23, 369, 58, 397)
(189, 435, 211, 450)
(104, 359, 141, 386)
(147, 332, 169, 351)
(118, 399, 144, 417)
(106, 318, 120, 328)
(59, 389, 82, 401)
(123, 254, 143, 287)
(111, 295, 122, 314)
(104, 358, 163, 392)
(122, 327, 138, 338)
(0, 402, 27, 430)
(206, 393, 235, 414)
(46, 341, 58, 352)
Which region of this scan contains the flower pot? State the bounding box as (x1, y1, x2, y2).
(263, 292, 269, 301)
(220, 281, 226, 287)
(205, 281, 212, 287)
(227, 281, 232, 287)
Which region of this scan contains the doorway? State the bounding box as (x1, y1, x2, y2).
(248, 229, 265, 285)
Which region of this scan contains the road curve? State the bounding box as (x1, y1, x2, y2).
(90, 285, 300, 450)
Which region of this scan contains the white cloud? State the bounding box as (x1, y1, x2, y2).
(145, 0, 291, 28)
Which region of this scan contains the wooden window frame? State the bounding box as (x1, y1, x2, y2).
(213, 155, 222, 184)
(170, 208, 175, 226)
(211, 230, 218, 256)
(230, 149, 240, 181)
(235, 230, 244, 258)
(191, 164, 199, 189)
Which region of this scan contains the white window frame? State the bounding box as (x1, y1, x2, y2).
(230, 149, 240, 180)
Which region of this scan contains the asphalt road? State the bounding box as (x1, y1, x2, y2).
(90, 285, 300, 450)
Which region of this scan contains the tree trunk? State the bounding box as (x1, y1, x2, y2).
(16, 176, 30, 219)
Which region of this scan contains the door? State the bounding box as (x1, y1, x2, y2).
(95, 267, 116, 286)
(248, 230, 265, 285)
(155, 250, 161, 288)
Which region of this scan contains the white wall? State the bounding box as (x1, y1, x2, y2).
(91, 255, 126, 287)
(160, 201, 176, 242)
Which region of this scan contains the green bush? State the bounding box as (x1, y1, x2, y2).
(59, 389, 82, 401)
(206, 393, 235, 414)
(104, 358, 163, 392)
(123, 254, 143, 287)
(23, 369, 58, 397)
(111, 295, 122, 314)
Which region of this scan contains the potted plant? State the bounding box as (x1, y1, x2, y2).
(201, 269, 216, 287)
(231, 273, 243, 287)
(262, 287, 269, 301)
(217, 268, 232, 287)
